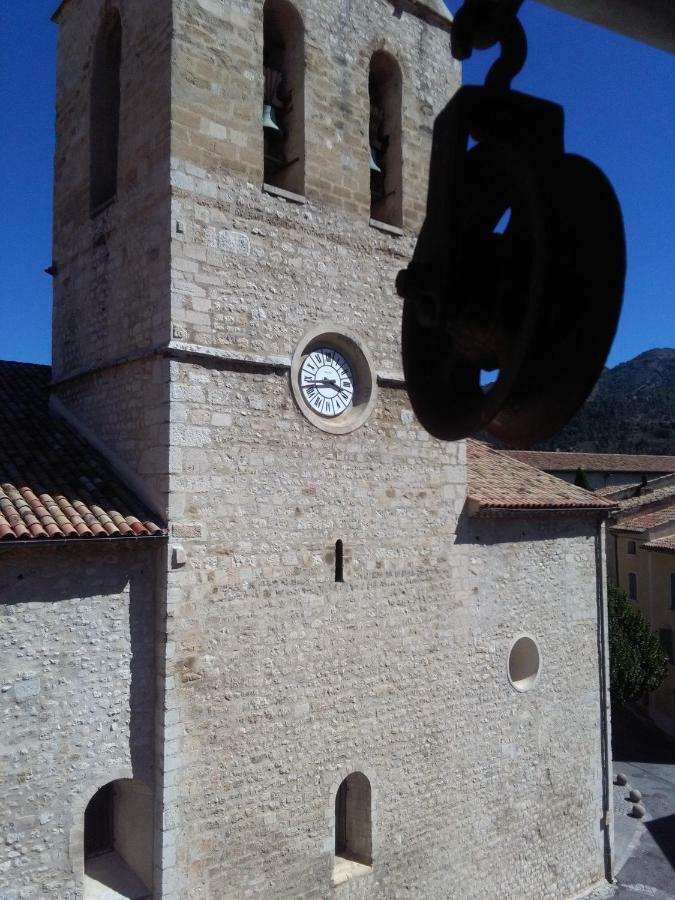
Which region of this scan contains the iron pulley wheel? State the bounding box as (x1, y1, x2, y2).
(398, 0, 625, 446)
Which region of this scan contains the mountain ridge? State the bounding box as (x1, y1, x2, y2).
(532, 348, 675, 455)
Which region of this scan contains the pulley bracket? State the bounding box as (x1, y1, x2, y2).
(397, 0, 625, 447)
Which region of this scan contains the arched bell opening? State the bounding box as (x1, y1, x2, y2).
(90, 7, 122, 214)
(263, 0, 305, 196)
(369, 51, 403, 228)
(333, 772, 372, 885)
(83, 778, 153, 899)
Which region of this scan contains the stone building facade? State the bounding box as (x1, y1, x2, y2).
(1, 1, 615, 898)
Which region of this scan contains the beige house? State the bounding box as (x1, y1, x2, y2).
(605, 477, 675, 736)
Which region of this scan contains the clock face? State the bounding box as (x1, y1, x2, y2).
(299, 347, 355, 418)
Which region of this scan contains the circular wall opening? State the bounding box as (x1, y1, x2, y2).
(508, 635, 541, 692)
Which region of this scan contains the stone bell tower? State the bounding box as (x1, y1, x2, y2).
(29, 0, 612, 897)
(160, 3, 465, 897)
(50, 0, 467, 894)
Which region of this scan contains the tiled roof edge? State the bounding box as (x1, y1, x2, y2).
(642, 540, 675, 554)
(502, 450, 675, 473)
(51, 395, 166, 524)
(471, 505, 615, 518)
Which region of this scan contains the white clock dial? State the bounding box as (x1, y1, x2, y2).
(299, 347, 355, 418)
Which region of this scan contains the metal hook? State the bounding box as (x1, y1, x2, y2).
(451, 0, 524, 60)
(485, 15, 527, 91)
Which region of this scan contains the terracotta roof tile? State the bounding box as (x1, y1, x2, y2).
(613, 505, 675, 532)
(502, 450, 675, 474)
(608, 478, 675, 534)
(466, 441, 614, 514)
(617, 484, 675, 512)
(643, 535, 675, 553)
(0, 361, 166, 542)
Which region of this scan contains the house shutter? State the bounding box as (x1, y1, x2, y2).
(659, 629, 674, 665)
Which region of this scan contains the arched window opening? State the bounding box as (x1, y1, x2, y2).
(90, 8, 122, 214)
(333, 772, 372, 885)
(263, 0, 305, 196)
(369, 52, 403, 228)
(83, 779, 153, 899)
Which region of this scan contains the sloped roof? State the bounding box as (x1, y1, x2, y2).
(422, 0, 452, 21)
(466, 440, 614, 515)
(616, 484, 675, 512)
(613, 504, 675, 533)
(607, 474, 675, 534)
(0, 361, 166, 541)
(502, 450, 675, 474)
(643, 535, 675, 554)
(383, 0, 452, 27)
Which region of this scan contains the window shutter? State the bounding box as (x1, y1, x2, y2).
(659, 629, 674, 665)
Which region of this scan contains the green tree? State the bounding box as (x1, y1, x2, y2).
(608, 584, 668, 705)
(574, 467, 592, 490)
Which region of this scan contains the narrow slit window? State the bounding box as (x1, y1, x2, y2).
(262, 0, 305, 196)
(670, 573, 675, 610)
(368, 51, 403, 228)
(335, 540, 344, 583)
(333, 773, 372, 885)
(628, 572, 637, 602)
(90, 9, 122, 214)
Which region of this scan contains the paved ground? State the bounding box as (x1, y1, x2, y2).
(587, 707, 675, 900)
(84, 851, 150, 900)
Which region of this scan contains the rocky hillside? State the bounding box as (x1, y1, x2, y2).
(534, 348, 675, 454)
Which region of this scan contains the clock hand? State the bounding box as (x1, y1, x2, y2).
(302, 379, 350, 395)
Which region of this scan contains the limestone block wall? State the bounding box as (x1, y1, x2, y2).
(53, 356, 172, 516)
(161, 361, 469, 898)
(0, 543, 158, 900)
(170, 179, 417, 376)
(458, 514, 610, 899)
(52, 0, 172, 380)
(169, 0, 459, 370)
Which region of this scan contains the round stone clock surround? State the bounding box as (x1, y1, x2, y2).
(290, 324, 378, 434)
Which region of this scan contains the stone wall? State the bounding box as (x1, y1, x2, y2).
(53, 356, 172, 517)
(169, 0, 459, 372)
(459, 514, 610, 899)
(162, 363, 468, 898)
(40, 0, 615, 897)
(0, 543, 158, 900)
(52, 0, 172, 381)
(50, 0, 173, 522)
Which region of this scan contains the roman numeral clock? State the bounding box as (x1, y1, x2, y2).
(290, 325, 378, 434)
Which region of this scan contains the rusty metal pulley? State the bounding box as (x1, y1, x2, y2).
(397, 0, 625, 447)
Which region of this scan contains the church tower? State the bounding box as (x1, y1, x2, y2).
(159, 2, 465, 896)
(51, 1, 465, 894)
(42, 2, 611, 899)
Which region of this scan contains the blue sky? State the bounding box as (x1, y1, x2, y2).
(0, 1, 673, 367)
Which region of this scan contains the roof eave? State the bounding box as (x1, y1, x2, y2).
(468, 503, 615, 519)
(0, 533, 168, 549)
(642, 543, 675, 555)
(386, 0, 453, 34)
